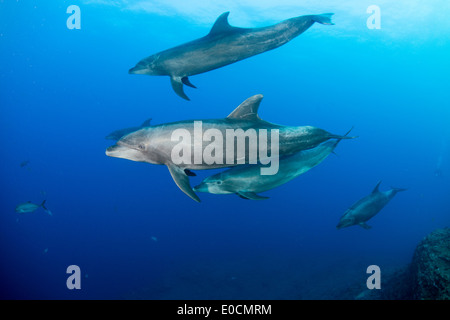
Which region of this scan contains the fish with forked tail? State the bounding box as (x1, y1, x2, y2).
(15, 200, 52, 215)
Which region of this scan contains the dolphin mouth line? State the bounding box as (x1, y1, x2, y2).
(116, 140, 142, 152)
(106, 142, 139, 155)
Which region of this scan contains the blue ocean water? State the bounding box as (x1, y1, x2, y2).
(1, 1, 449, 300)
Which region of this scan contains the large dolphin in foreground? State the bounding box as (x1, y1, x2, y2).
(336, 181, 407, 230)
(105, 118, 152, 141)
(193, 135, 351, 200)
(105, 94, 354, 202)
(129, 12, 334, 100)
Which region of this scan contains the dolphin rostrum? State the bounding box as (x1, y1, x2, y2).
(193, 135, 351, 200)
(105, 94, 354, 202)
(336, 181, 407, 230)
(129, 12, 334, 100)
(105, 118, 152, 141)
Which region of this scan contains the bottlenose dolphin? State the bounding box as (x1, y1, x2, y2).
(105, 94, 354, 202)
(105, 118, 152, 141)
(15, 200, 52, 215)
(336, 181, 407, 230)
(193, 136, 350, 200)
(129, 12, 334, 100)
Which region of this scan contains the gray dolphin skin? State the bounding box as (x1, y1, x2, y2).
(15, 200, 51, 215)
(105, 118, 152, 140)
(105, 94, 354, 202)
(336, 182, 407, 230)
(129, 12, 334, 100)
(193, 138, 347, 200)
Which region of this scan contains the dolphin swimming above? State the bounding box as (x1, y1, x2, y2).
(129, 12, 334, 100)
(336, 181, 407, 230)
(105, 94, 355, 202)
(105, 118, 152, 141)
(193, 134, 352, 200)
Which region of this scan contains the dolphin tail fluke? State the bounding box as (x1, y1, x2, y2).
(343, 126, 354, 137)
(330, 132, 358, 140)
(167, 163, 201, 203)
(170, 76, 190, 101)
(391, 187, 407, 193)
(40, 200, 52, 215)
(312, 13, 334, 25)
(330, 127, 358, 143)
(330, 127, 355, 149)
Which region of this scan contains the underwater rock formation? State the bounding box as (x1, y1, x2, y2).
(354, 227, 449, 300)
(411, 227, 450, 300)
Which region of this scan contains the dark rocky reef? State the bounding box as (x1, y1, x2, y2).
(411, 227, 450, 300)
(355, 227, 450, 300)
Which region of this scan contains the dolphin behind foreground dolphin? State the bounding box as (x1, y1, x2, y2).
(129, 12, 334, 100)
(105, 94, 355, 202)
(105, 118, 152, 141)
(336, 181, 407, 230)
(193, 132, 352, 200)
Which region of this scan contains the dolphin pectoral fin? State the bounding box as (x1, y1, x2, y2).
(167, 164, 201, 202)
(182, 76, 197, 89)
(184, 169, 196, 177)
(170, 76, 190, 101)
(237, 191, 269, 200)
(359, 222, 372, 230)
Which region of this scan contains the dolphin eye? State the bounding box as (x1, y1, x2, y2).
(138, 144, 145, 150)
(215, 181, 222, 185)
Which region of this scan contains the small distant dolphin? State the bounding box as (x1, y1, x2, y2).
(129, 12, 334, 100)
(105, 118, 152, 141)
(193, 135, 350, 200)
(336, 182, 406, 230)
(15, 200, 52, 215)
(106, 94, 354, 202)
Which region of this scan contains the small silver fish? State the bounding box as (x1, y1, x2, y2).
(15, 200, 52, 215)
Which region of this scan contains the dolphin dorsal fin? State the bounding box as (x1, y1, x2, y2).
(209, 12, 234, 35)
(141, 118, 152, 127)
(226, 94, 263, 121)
(372, 180, 382, 194)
